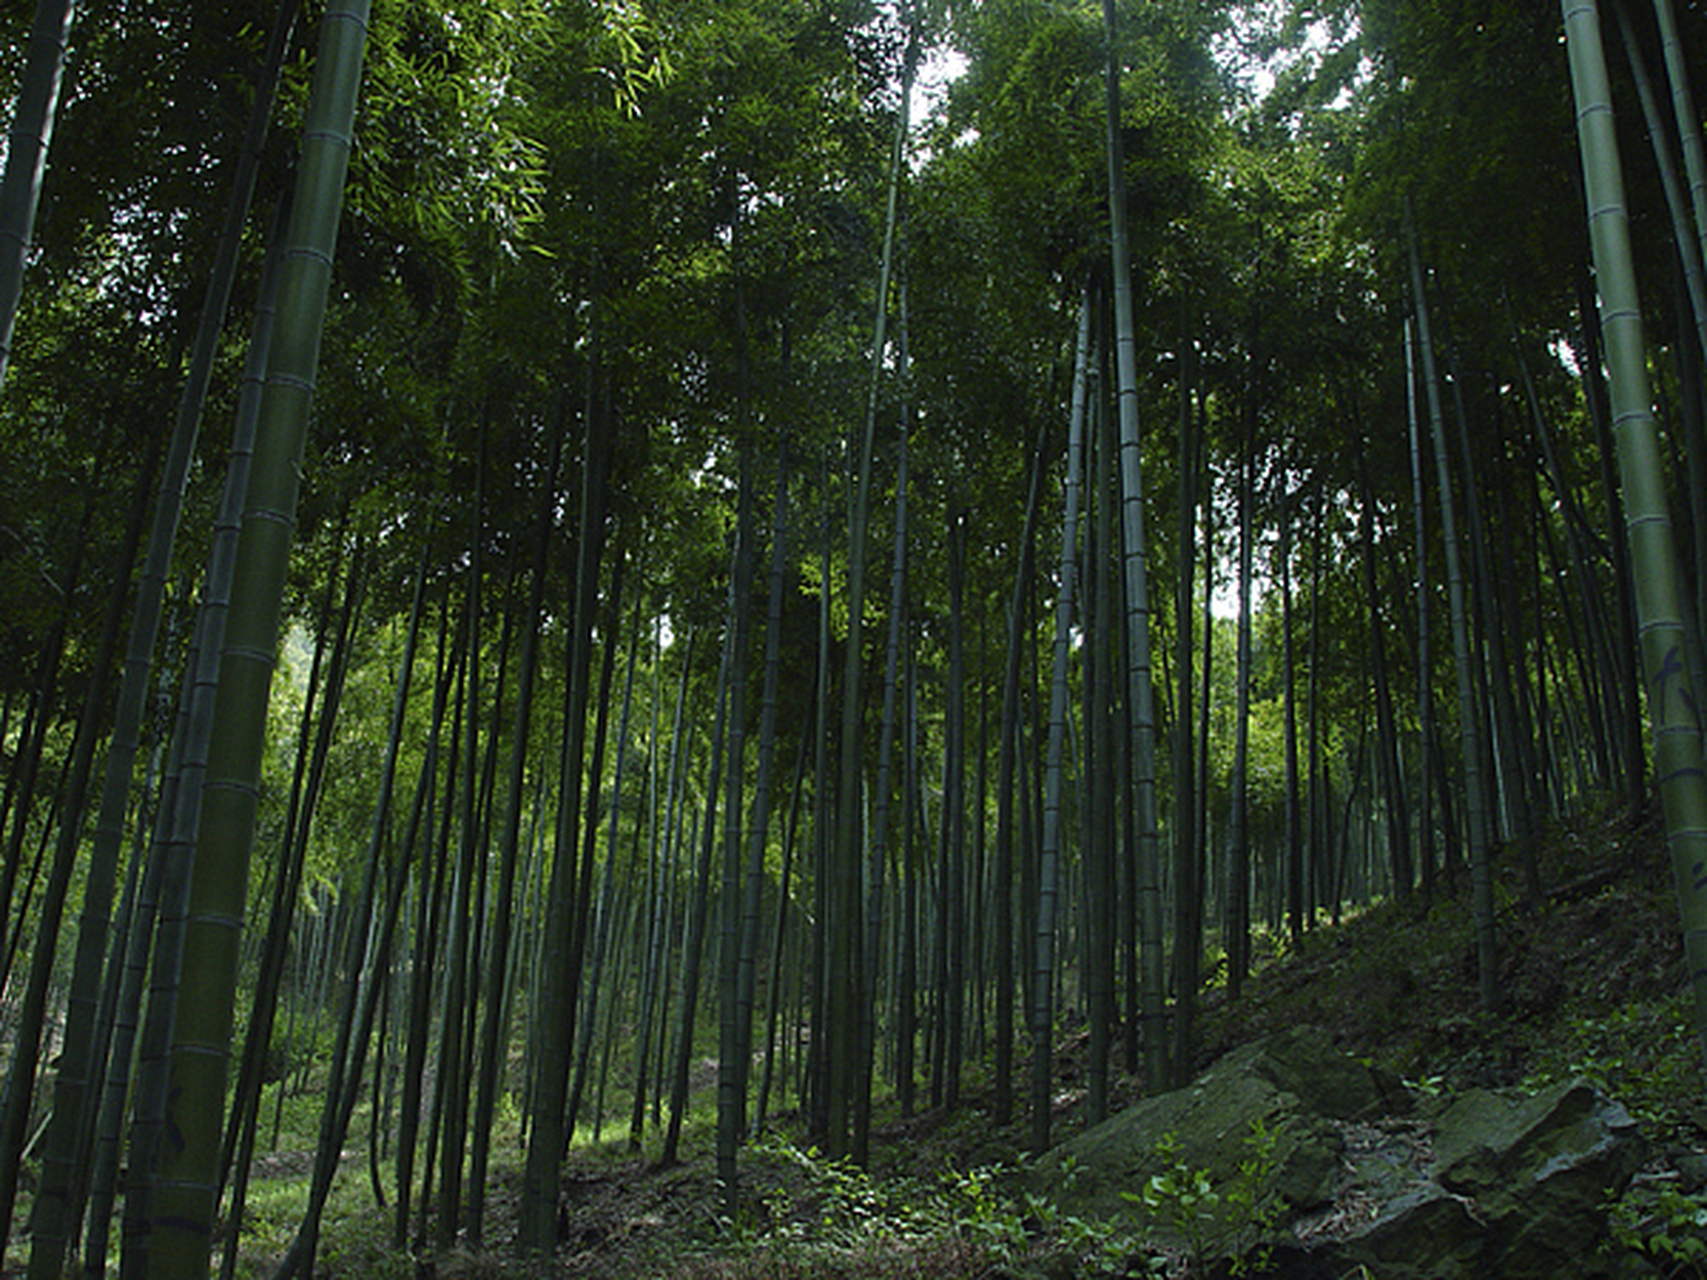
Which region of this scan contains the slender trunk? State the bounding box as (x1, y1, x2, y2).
(898, 637, 921, 1117)
(391, 599, 455, 1248)
(754, 696, 811, 1135)
(1085, 374, 1116, 1121)
(1564, 0, 1707, 1078)
(630, 628, 693, 1152)
(567, 556, 625, 1139)
(468, 416, 564, 1241)
(221, 542, 368, 1278)
(942, 511, 968, 1117)
(1228, 387, 1255, 994)
(1172, 347, 1198, 1062)
(0, 478, 98, 997)
(717, 452, 756, 1218)
(1193, 460, 1215, 1029)
(146, 7, 371, 1271)
(1030, 291, 1091, 1155)
(827, 29, 916, 1161)
(662, 627, 728, 1168)
(436, 444, 487, 1248)
(738, 450, 791, 1109)
(268, 553, 428, 1280)
(1405, 321, 1436, 901)
(28, 10, 298, 1266)
(1307, 485, 1327, 923)
(806, 463, 833, 1145)
(1617, 0, 1707, 380)
(992, 425, 1045, 1123)
(1408, 206, 1497, 1008)
(0, 0, 76, 395)
(861, 294, 909, 1153)
(1356, 439, 1409, 901)
(569, 603, 642, 1139)
(519, 401, 609, 1245)
(1103, 0, 1166, 1096)
(0, 442, 153, 1241)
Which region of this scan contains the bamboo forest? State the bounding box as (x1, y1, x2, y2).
(6, 0, 1707, 1275)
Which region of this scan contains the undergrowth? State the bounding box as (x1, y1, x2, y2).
(78, 799, 1707, 1278)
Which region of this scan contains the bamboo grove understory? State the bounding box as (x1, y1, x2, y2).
(2, 0, 1707, 1276)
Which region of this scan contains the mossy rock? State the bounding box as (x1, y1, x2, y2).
(1031, 1028, 1366, 1237)
(1432, 1078, 1646, 1277)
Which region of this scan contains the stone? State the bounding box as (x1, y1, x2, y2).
(1231, 1023, 1403, 1121)
(1032, 1029, 1379, 1253)
(1432, 1079, 1646, 1278)
(1030, 1033, 1648, 1279)
(1337, 1184, 1489, 1279)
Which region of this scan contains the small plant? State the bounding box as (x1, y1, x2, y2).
(1609, 1182, 1707, 1277)
(1402, 1071, 1447, 1099)
(732, 1133, 957, 1262)
(946, 1156, 1151, 1277)
(1123, 1118, 1281, 1275)
(1528, 995, 1707, 1137)
(941, 1161, 1030, 1257)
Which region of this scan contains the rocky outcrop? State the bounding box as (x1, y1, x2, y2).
(1031, 1030, 1647, 1278)
(1033, 1027, 1396, 1229)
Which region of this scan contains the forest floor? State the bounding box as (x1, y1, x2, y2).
(23, 796, 1707, 1278)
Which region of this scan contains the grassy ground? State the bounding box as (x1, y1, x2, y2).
(17, 797, 1707, 1277)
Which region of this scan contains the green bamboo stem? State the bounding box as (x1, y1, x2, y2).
(1563, 0, 1707, 1073)
(147, 3, 371, 1274)
(0, 0, 75, 396)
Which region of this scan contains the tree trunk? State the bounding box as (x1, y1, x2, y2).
(146, 5, 371, 1271)
(629, 627, 693, 1151)
(391, 599, 456, 1248)
(827, 26, 916, 1161)
(1030, 290, 1090, 1155)
(1404, 321, 1437, 901)
(993, 425, 1045, 1123)
(520, 398, 610, 1245)
(0, 0, 75, 395)
(717, 449, 756, 1219)
(27, 9, 298, 1265)
(1356, 438, 1410, 902)
(1408, 208, 1497, 1009)
(1228, 386, 1256, 994)
(1103, 0, 1166, 1097)
(0, 440, 152, 1245)
(1564, 0, 1707, 1080)
(469, 414, 564, 1241)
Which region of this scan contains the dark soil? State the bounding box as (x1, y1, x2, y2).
(506, 803, 1707, 1278)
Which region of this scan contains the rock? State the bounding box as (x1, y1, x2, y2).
(1032, 1028, 1380, 1250)
(1300, 1078, 1646, 1279)
(1230, 1023, 1405, 1121)
(1430, 1079, 1646, 1278)
(1330, 1184, 1488, 1279)
(1031, 1032, 1647, 1279)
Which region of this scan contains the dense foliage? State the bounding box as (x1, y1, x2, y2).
(3, 0, 1707, 1275)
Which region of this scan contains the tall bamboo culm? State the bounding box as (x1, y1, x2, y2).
(147, 4, 372, 1275)
(1562, 0, 1707, 1071)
